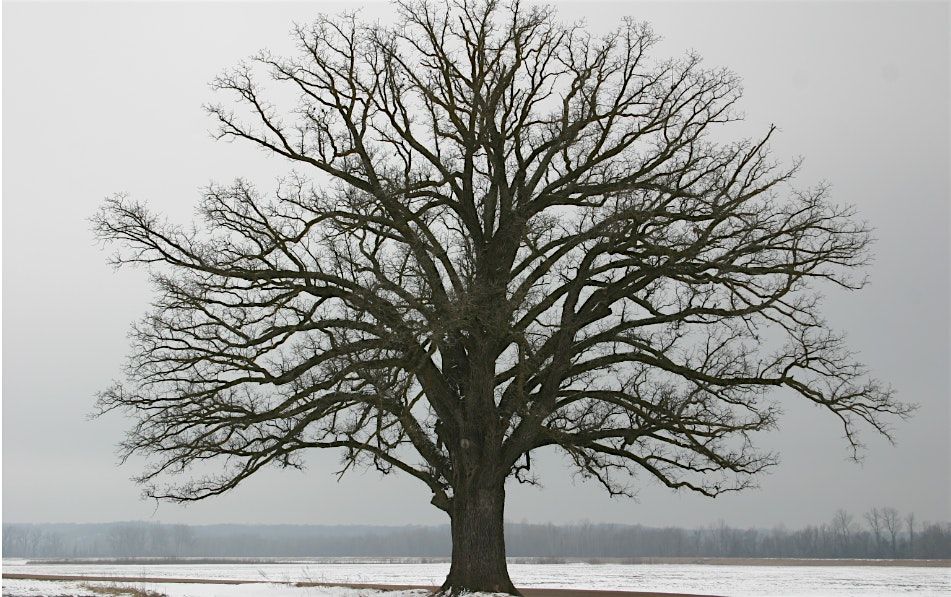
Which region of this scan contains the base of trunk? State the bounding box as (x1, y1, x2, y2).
(441, 484, 519, 595)
(439, 568, 520, 596)
(439, 578, 520, 596)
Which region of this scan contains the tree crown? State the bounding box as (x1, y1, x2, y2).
(94, 0, 911, 510)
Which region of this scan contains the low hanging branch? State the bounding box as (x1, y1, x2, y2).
(93, 1, 912, 593)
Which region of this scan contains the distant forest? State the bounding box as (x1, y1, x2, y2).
(4, 508, 949, 560)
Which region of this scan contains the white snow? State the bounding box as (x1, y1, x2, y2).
(2, 559, 949, 596)
(0, 580, 435, 597)
(2, 578, 102, 596)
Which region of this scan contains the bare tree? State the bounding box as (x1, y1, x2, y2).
(171, 524, 196, 557)
(865, 508, 885, 556)
(108, 523, 147, 558)
(830, 509, 854, 557)
(881, 507, 902, 557)
(906, 512, 916, 557)
(93, 0, 911, 592)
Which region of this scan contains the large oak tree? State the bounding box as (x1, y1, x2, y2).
(94, 1, 910, 593)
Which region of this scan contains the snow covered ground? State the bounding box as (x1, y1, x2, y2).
(2, 559, 949, 596)
(1, 580, 436, 597)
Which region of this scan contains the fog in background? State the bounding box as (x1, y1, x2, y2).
(5, 516, 951, 559)
(3, 1, 949, 528)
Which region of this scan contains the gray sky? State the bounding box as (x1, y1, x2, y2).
(3, 1, 949, 529)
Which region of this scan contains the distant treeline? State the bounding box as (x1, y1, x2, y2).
(4, 508, 949, 559)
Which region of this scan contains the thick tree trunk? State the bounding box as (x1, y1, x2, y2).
(440, 481, 519, 595)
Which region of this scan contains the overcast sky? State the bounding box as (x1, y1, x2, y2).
(3, 1, 949, 529)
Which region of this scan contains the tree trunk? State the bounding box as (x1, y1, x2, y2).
(441, 481, 519, 595)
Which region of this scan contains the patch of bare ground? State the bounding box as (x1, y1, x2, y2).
(79, 583, 167, 597)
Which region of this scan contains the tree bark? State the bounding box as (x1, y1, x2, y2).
(441, 480, 519, 595)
